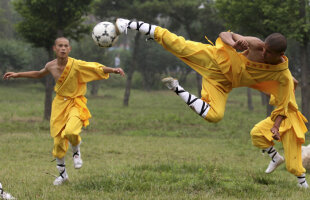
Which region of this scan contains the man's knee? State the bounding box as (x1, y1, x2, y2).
(250, 126, 260, 136)
(53, 141, 67, 158)
(64, 127, 75, 137)
(63, 122, 81, 138)
(205, 111, 224, 123)
(250, 126, 272, 149)
(64, 128, 81, 146)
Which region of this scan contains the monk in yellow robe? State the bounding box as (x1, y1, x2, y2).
(115, 19, 308, 188)
(3, 37, 125, 186)
(251, 78, 308, 187)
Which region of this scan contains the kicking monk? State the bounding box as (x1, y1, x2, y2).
(114, 18, 308, 188)
(3, 37, 125, 186)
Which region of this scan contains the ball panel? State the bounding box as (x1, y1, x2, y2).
(92, 21, 119, 48)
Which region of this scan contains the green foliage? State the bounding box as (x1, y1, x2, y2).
(13, 0, 94, 49)
(0, 39, 32, 72)
(70, 35, 108, 64)
(215, 0, 310, 82)
(0, 0, 19, 38)
(160, 0, 224, 42)
(93, 0, 225, 90)
(216, 0, 310, 41)
(93, 0, 165, 22)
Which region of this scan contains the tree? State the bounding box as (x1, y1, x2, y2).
(298, 0, 310, 127)
(13, 0, 93, 120)
(94, 0, 165, 106)
(0, 0, 20, 38)
(137, 40, 187, 90)
(0, 39, 31, 74)
(160, 0, 224, 97)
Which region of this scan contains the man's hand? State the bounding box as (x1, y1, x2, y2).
(113, 68, 125, 76)
(3, 72, 18, 80)
(270, 126, 280, 140)
(233, 40, 249, 51)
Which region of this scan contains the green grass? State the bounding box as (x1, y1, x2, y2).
(0, 79, 309, 200)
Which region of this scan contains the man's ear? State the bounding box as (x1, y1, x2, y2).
(53, 45, 56, 52)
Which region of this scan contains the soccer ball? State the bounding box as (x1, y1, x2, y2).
(92, 21, 119, 48)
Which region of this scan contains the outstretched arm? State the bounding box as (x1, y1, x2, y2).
(3, 67, 49, 80)
(102, 67, 125, 76)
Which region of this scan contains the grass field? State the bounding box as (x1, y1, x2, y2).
(0, 78, 309, 200)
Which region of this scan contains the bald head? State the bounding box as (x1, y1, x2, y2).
(265, 33, 287, 53)
(54, 37, 70, 45)
(53, 37, 71, 59)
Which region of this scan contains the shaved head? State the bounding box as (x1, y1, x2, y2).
(53, 37, 71, 59)
(54, 37, 70, 45)
(265, 33, 287, 53)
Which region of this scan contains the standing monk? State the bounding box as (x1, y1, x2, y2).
(114, 18, 308, 188)
(3, 37, 125, 185)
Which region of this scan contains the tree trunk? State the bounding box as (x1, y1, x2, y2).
(261, 92, 267, 106)
(123, 33, 141, 106)
(195, 72, 202, 98)
(179, 68, 191, 85)
(90, 81, 100, 96)
(299, 0, 310, 128)
(247, 88, 253, 111)
(300, 43, 310, 127)
(265, 95, 273, 116)
(43, 49, 54, 120)
(44, 75, 54, 120)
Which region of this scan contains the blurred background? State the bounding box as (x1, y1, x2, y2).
(0, 0, 309, 124)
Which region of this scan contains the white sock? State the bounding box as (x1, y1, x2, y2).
(71, 142, 81, 157)
(56, 157, 67, 178)
(263, 146, 280, 161)
(297, 173, 307, 185)
(174, 85, 210, 118)
(56, 157, 65, 166)
(128, 21, 157, 38)
(0, 182, 2, 194)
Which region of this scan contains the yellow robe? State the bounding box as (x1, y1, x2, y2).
(154, 27, 307, 141)
(50, 57, 109, 138)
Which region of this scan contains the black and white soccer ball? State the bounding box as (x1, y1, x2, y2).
(92, 21, 119, 48)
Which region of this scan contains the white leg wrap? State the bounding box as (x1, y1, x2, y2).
(56, 158, 67, 178)
(56, 157, 65, 166)
(128, 21, 156, 38)
(298, 173, 307, 184)
(71, 142, 81, 156)
(175, 85, 210, 118)
(297, 173, 309, 188)
(264, 146, 279, 161)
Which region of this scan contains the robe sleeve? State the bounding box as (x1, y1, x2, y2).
(76, 59, 109, 83)
(270, 71, 293, 121)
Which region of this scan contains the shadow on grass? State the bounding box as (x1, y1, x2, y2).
(72, 162, 298, 199)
